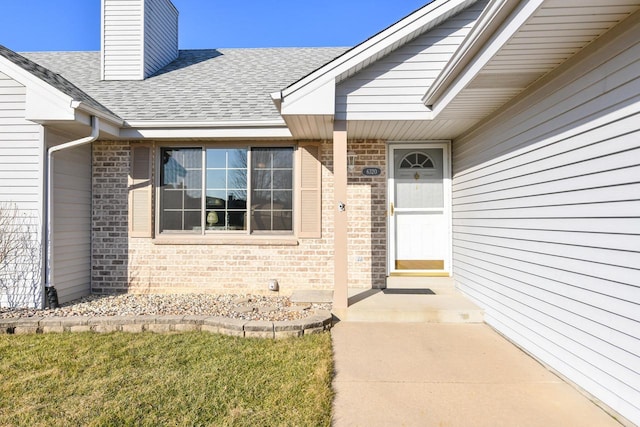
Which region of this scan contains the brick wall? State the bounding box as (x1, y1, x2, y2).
(347, 140, 387, 288)
(92, 142, 130, 293)
(92, 140, 388, 295)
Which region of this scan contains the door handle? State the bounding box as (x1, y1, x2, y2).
(390, 202, 394, 216)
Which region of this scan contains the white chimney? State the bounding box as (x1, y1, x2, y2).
(101, 0, 179, 81)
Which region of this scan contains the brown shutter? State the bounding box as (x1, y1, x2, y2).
(297, 142, 322, 238)
(129, 144, 153, 237)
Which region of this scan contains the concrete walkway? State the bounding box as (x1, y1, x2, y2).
(332, 322, 621, 427)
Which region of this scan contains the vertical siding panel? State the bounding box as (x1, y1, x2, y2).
(50, 136, 91, 304)
(144, 0, 178, 77)
(101, 0, 178, 80)
(0, 72, 43, 308)
(451, 14, 640, 425)
(102, 0, 144, 80)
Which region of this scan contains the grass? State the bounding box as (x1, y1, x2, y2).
(0, 332, 334, 426)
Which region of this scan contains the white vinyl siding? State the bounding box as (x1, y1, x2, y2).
(144, 0, 178, 78)
(49, 132, 92, 304)
(451, 14, 640, 425)
(101, 0, 177, 80)
(0, 71, 44, 308)
(335, 0, 488, 121)
(101, 0, 144, 80)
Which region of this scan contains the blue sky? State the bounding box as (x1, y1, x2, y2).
(0, 0, 430, 52)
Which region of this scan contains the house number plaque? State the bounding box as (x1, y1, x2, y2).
(362, 167, 382, 176)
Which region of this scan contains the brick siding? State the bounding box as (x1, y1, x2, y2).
(92, 140, 387, 295)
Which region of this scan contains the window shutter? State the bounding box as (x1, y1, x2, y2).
(297, 142, 322, 238)
(129, 144, 153, 237)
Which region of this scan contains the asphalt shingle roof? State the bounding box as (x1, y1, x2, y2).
(0, 45, 118, 119)
(21, 48, 347, 123)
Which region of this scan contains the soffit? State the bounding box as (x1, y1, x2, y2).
(341, 0, 640, 140)
(436, 0, 640, 120)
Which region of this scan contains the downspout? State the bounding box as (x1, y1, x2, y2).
(44, 116, 100, 308)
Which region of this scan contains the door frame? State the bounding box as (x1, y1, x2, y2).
(387, 141, 452, 277)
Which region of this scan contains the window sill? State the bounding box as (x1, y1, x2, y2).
(152, 235, 299, 246)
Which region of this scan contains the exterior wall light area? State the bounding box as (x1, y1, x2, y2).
(347, 151, 357, 172)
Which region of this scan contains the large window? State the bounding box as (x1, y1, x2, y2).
(160, 146, 294, 234)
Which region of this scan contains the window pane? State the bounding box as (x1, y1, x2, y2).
(206, 191, 226, 209)
(228, 169, 247, 190)
(253, 149, 272, 169)
(228, 190, 247, 205)
(160, 148, 202, 232)
(252, 170, 272, 190)
(162, 189, 182, 210)
(273, 190, 293, 210)
(204, 147, 248, 232)
(272, 211, 292, 231)
(184, 211, 202, 231)
(184, 172, 202, 190)
(228, 210, 246, 230)
(206, 149, 226, 168)
(184, 191, 202, 209)
(273, 149, 293, 168)
(273, 170, 292, 189)
(250, 147, 294, 232)
(252, 190, 271, 207)
(228, 149, 247, 169)
(162, 211, 182, 231)
(206, 170, 226, 188)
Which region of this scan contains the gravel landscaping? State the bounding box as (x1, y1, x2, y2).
(0, 293, 332, 322)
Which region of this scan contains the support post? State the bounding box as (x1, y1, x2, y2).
(332, 121, 349, 312)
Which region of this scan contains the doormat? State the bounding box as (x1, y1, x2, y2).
(382, 288, 436, 295)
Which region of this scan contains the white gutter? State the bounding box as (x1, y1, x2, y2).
(71, 100, 124, 127)
(124, 119, 287, 128)
(119, 119, 293, 139)
(44, 116, 100, 302)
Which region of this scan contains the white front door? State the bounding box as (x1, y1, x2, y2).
(388, 143, 451, 275)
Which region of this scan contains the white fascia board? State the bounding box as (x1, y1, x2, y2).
(71, 101, 124, 126)
(281, 78, 335, 116)
(430, 0, 545, 117)
(0, 58, 75, 121)
(422, 0, 513, 105)
(280, 0, 476, 105)
(0, 55, 79, 122)
(24, 86, 76, 122)
(120, 120, 293, 139)
(71, 109, 121, 138)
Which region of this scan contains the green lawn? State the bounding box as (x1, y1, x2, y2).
(0, 332, 333, 426)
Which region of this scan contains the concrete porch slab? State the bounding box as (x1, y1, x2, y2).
(334, 286, 484, 323)
(290, 289, 333, 304)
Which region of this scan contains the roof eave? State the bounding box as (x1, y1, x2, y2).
(120, 119, 293, 140)
(421, 0, 515, 106)
(426, 0, 545, 116)
(279, 0, 480, 107)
